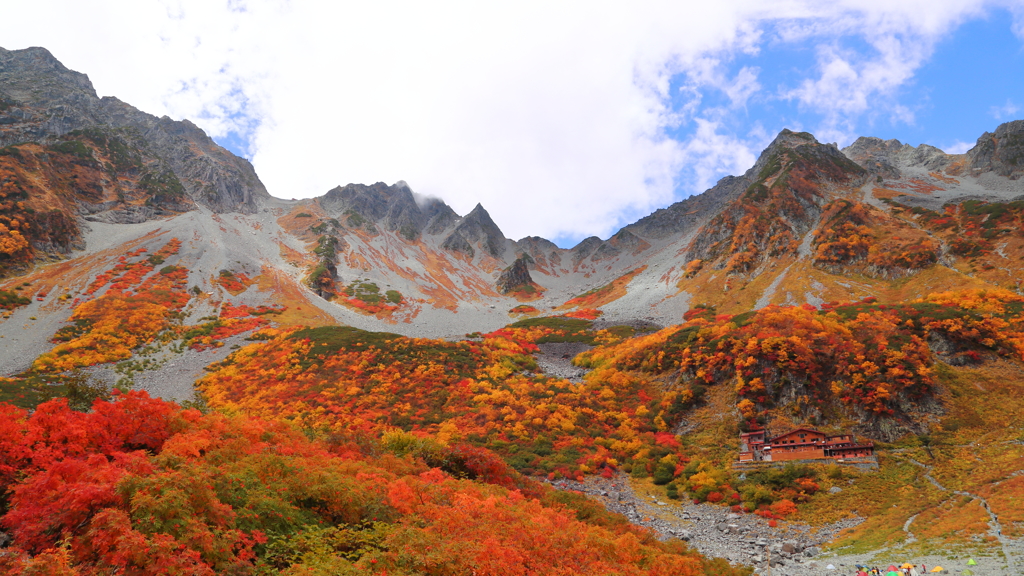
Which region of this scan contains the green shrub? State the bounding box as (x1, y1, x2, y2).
(345, 210, 367, 227)
(652, 462, 675, 485)
(49, 140, 94, 161)
(509, 317, 593, 331)
(630, 461, 649, 478)
(0, 289, 31, 310)
(140, 169, 187, 206)
(666, 483, 680, 500)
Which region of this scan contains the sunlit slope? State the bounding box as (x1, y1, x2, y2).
(194, 289, 1024, 548)
(0, 391, 748, 576)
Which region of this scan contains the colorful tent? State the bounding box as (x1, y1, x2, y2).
(826, 565, 836, 570)
(930, 568, 944, 573)
(966, 559, 977, 566)
(889, 566, 899, 572)
(886, 571, 900, 576)
(903, 563, 915, 569)
(961, 570, 974, 576)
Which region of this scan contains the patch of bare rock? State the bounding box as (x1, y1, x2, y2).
(534, 342, 592, 382)
(549, 474, 863, 575)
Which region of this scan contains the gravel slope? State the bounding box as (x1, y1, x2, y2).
(553, 474, 1020, 576)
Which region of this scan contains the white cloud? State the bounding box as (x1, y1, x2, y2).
(777, 0, 991, 144)
(0, 0, 1019, 244)
(679, 119, 760, 194)
(942, 140, 974, 154)
(990, 99, 1020, 120)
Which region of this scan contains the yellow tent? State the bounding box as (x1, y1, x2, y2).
(930, 568, 943, 573)
(902, 564, 915, 569)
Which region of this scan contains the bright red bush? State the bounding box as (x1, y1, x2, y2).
(0, 393, 746, 576)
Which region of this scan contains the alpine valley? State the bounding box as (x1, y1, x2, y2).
(1, 46, 1023, 575)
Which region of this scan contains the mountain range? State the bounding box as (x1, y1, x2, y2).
(1, 46, 1023, 575)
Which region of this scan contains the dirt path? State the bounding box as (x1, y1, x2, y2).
(908, 458, 1020, 574)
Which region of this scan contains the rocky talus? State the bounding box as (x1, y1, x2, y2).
(550, 474, 863, 574)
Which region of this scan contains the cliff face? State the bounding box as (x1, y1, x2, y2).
(4, 44, 1024, 340)
(968, 119, 1024, 179)
(495, 256, 533, 294)
(0, 46, 268, 214)
(441, 203, 508, 260)
(685, 130, 867, 275)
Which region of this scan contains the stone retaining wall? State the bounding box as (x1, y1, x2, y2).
(732, 456, 879, 472)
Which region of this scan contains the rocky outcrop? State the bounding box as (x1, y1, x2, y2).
(843, 137, 953, 176)
(623, 175, 747, 241)
(0, 46, 268, 213)
(686, 129, 866, 271)
(591, 229, 650, 262)
(514, 236, 562, 268)
(843, 137, 905, 178)
(441, 203, 507, 259)
(968, 119, 1024, 179)
(496, 255, 533, 294)
(570, 236, 602, 265)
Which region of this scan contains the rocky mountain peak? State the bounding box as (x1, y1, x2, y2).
(495, 254, 534, 294)
(570, 236, 603, 264)
(844, 136, 960, 177)
(514, 236, 561, 268)
(441, 202, 507, 259)
(968, 119, 1024, 179)
(0, 46, 96, 105)
(843, 137, 907, 178)
(0, 46, 269, 214)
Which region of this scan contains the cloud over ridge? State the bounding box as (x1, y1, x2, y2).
(3, 0, 1021, 245)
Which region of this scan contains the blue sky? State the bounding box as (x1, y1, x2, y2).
(4, 2, 1024, 247)
(660, 7, 1024, 238)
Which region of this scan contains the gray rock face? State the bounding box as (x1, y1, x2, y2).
(515, 236, 562, 268)
(843, 136, 952, 175)
(0, 46, 268, 213)
(441, 231, 476, 257)
(623, 174, 748, 240)
(968, 119, 1024, 179)
(686, 129, 866, 268)
(496, 256, 534, 294)
(843, 136, 905, 178)
(322, 181, 422, 237)
(82, 205, 162, 224)
(570, 236, 602, 265)
(318, 180, 475, 245)
(424, 203, 460, 235)
(441, 203, 508, 259)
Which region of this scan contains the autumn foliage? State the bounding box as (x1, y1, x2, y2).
(0, 392, 745, 576)
(586, 290, 1024, 424)
(560, 267, 646, 310)
(198, 322, 695, 482)
(33, 239, 189, 372)
(813, 199, 939, 276)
